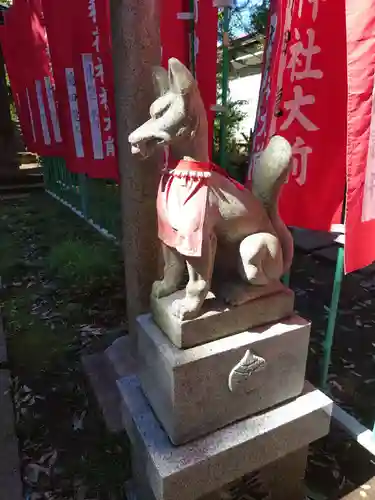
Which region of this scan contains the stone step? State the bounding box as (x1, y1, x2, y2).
(0, 182, 44, 192)
(0, 168, 43, 184)
(0, 192, 30, 202)
(0, 185, 44, 199)
(0, 165, 44, 196)
(82, 336, 136, 433)
(17, 151, 38, 164)
(23, 164, 41, 172)
(118, 376, 332, 500)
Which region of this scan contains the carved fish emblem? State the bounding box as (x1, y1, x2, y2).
(228, 350, 267, 393)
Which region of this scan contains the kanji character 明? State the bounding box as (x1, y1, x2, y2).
(105, 136, 115, 157)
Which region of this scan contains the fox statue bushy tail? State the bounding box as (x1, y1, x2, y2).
(251, 135, 294, 274)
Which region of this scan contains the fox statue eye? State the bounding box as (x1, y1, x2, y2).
(150, 109, 163, 119)
(150, 101, 170, 119)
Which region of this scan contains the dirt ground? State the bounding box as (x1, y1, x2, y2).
(1, 192, 375, 500)
(292, 248, 375, 499)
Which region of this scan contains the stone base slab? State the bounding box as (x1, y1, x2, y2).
(126, 447, 308, 500)
(137, 314, 311, 444)
(82, 336, 136, 432)
(292, 227, 342, 252)
(151, 282, 294, 348)
(118, 375, 332, 500)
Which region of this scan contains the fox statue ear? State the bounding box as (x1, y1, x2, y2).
(168, 58, 195, 94)
(152, 66, 170, 96)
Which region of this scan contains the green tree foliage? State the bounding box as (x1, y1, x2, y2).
(232, 0, 270, 37)
(250, 0, 270, 35)
(218, 0, 270, 40)
(216, 1, 269, 180)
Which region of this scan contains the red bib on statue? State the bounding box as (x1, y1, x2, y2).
(157, 159, 244, 257)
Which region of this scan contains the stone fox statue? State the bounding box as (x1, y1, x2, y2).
(129, 58, 294, 321)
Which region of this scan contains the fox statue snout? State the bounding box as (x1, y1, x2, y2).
(129, 58, 209, 163)
(128, 85, 178, 158)
(129, 127, 171, 158)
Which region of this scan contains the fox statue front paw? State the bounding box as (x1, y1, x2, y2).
(171, 296, 202, 321)
(152, 280, 178, 299)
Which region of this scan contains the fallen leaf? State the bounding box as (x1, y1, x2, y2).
(329, 381, 344, 392)
(30, 493, 43, 500)
(24, 463, 50, 484)
(73, 410, 87, 431)
(76, 484, 88, 500)
(332, 469, 340, 479)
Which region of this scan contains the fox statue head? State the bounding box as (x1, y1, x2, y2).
(128, 58, 209, 163)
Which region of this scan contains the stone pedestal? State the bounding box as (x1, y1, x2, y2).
(82, 336, 136, 432)
(151, 282, 294, 348)
(118, 375, 331, 500)
(127, 447, 308, 500)
(84, 293, 331, 500)
(137, 314, 310, 444)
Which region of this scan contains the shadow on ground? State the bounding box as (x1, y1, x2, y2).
(1, 193, 375, 499)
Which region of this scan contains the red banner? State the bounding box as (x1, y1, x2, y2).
(4, 0, 215, 181)
(249, 0, 284, 178)
(0, 25, 34, 148)
(42, 0, 118, 180)
(160, 0, 189, 68)
(159, 0, 189, 170)
(159, 0, 217, 162)
(41, 0, 78, 168)
(250, 0, 347, 231)
(345, 0, 375, 273)
(195, 0, 217, 158)
(1, 0, 62, 156)
(71, 0, 118, 179)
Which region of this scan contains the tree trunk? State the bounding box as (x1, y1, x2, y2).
(110, 0, 162, 340)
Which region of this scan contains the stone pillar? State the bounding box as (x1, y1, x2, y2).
(110, 0, 162, 337)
